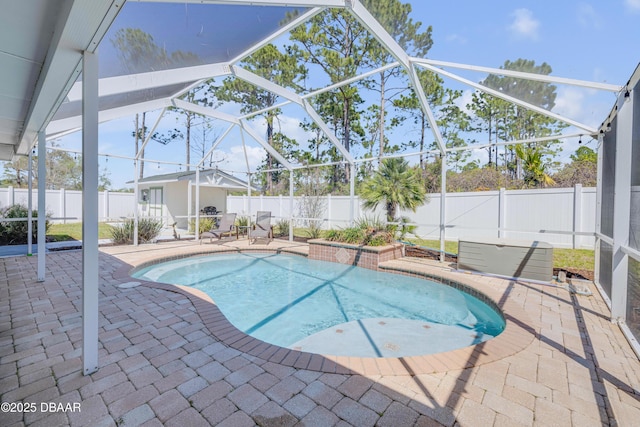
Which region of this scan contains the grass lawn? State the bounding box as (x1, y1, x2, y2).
(48, 222, 114, 241)
(407, 238, 595, 271)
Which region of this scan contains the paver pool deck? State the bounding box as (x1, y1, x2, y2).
(1, 239, 639, 426)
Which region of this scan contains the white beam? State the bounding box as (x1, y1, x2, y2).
(81, 51, 99, 376)
(610, 91, 634, 320)
(136, 108, 168, 160)
(349, 2, 410, 67)
(37, 133, 46, 281)
(196, 168, 201, 241)
(349, 3, 447, 154)
(17, 0, 124, 157)
(594, 134, 604, 285)
(27, 149, 33, 256)
(132, 0, 347, 6)
(446, 132, 588, 152)
(66, 63, 232, 102)
(349, 162, 355, 226)
(172, 99, 240, 125)
(237, 64, 401, 122)
(229, 7, 325, 65)
(240, 129, 251, 174)
(232, 66, 305, 105)
(303, 62, 400, 99)
(418, 63, 598, 134)
(197, 124, 236, 168)
(303, 100, 355, 163)
(47, 98, 173, 137)
(411, 58, 623, 92)
(440, 154, 447, 262)
(407, 65, 447, 154)
(289, 173, 294, 241)
(133, 160, 139, 246)
(239, 120, 294, 169)
(229, 67, 357, 164)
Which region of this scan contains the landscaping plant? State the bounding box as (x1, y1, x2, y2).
(110, 218, 163, 244)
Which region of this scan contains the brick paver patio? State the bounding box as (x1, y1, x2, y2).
(1, 239, 639, 426)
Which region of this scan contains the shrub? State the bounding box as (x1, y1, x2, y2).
(324, 216, 394, 247)
(0, 204, 50, 245)
(274, 219, 289, 237)
(188, 217, 216, 234)
(306, 223, 323, 239)
(110, 218, 163, 244)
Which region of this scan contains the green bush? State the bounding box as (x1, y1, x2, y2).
(324, 216, 394, 247)
(110, 218, 163, 244)
(0, 204, 50, 245)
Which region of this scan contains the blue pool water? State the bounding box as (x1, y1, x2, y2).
(133, 253, 505, 357)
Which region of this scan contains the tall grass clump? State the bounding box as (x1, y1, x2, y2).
(273, 219, 289, 237)
(110, 218, 163, 244)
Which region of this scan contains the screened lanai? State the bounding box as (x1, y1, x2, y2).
(2, 0, 639, 377)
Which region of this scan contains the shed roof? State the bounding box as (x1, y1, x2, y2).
(132, 168, 257, 191)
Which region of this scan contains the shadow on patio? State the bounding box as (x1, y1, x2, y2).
(1, 245, 639, 426)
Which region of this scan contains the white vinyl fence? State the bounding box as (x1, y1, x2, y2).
(227, 185, 596, 249)
(1, 185, 596, 249)
(0, 187, 135, 223)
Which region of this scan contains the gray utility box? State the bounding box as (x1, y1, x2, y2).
(457, 238, 553, 282)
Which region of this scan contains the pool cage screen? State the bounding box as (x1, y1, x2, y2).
(596, 66, 640, 355)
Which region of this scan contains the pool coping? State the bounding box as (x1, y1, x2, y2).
(113, 247, 535, 375)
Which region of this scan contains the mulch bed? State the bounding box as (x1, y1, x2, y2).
(404, 245, 458, 263)
(553, 267, 594, 281)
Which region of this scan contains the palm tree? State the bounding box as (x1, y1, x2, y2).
(515, 145, 556, 188)
(360, 158, 427, 222)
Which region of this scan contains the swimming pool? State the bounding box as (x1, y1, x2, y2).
(133, 252, 505, 357)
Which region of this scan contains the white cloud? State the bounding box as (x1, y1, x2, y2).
(454, 89, 475, 116)
(508, 8, 540, 40)
(627, 0, 640, 11)
(219, 145, 265, 174)
(445, 33, 468, 44)
(553, 87, 586, 121)
(253, 113, 314, 147)
(553, 86, 611, 130)
(577, 4, 601, 28)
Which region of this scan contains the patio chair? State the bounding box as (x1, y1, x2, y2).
(200, 212, 236, 244)
(250, 211, 273, 245)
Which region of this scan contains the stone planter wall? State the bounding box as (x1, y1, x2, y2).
(308, 239, 404, 270)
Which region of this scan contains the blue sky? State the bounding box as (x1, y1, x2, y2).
(43, 1, 640, 189)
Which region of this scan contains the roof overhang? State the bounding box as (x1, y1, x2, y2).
(4, 0, 124, 161)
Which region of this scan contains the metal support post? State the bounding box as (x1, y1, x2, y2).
(81, 50, 99, 375)
(37, 133, 46, 279)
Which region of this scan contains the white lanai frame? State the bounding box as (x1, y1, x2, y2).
(29, 0, 634, 375)
(44, 0, 622, 257)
